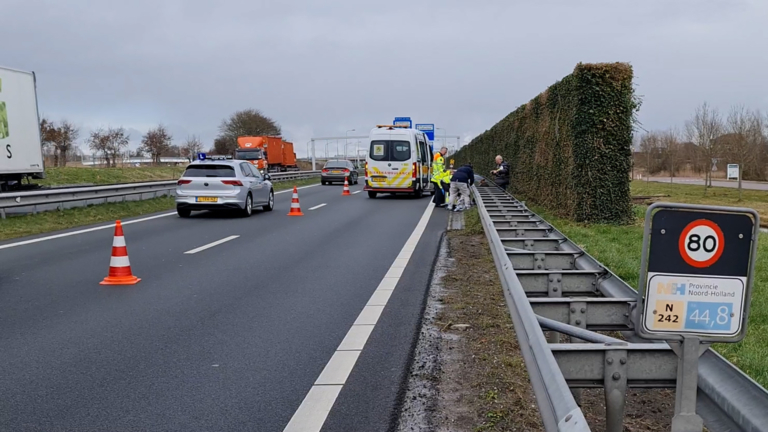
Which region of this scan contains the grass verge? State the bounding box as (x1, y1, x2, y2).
(438, 217, 544, 431)
(531, 201, 768, 390)
(632, 180, 768, 223)
(34, 166, 187, 186)
(0, 178, 320, 242)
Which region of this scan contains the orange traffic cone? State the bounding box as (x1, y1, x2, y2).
(100, 220, 141, 285)
(287, 186, 304, 216)
(342, 177, 351, 196)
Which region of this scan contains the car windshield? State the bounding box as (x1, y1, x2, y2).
(235, 149, 263, 160)
(369, 140, 411, 162)
(183, 164, 237, 177)
(324, 162, 348, 169)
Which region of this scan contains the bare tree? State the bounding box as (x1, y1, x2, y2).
(49, 120, 79, 167)
(106, 127, 130, 167)
(180, 135, 204, 161)
(215, 109, 281, 154)
(639, 132, 661, 180)
(685, 102, 723, 191)
(660, 128, 682, 181)
(39, 117, 57, 151)
(140, 125, 173, 164)
(212, 136, 232, 155)
(87, 128, 112, 167)
(723, 105, 755, 200)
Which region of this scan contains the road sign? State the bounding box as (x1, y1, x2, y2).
(635, 202, 759, 343)
(197, 152, 206, 161)
(415, 123, 435, 141)
(727, 164, 739, 180)
(393, 117, 412, 128)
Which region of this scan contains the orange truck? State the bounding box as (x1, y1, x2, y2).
(235, 136, 299, 173)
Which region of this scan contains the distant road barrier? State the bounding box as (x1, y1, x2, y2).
(0, 171, 321, 219)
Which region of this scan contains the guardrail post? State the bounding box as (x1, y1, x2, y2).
(547, 273, 563, 344)
(604, 345, 629, 432)
(568, 300, 588, 405)
(1, 208, 5, 219)
(671, 336, 706, 432)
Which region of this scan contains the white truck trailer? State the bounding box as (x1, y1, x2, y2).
(0, 65, 45, 191)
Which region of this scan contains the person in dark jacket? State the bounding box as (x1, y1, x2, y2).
(447, 163, 475, 211)
(491, 155, 510, 190)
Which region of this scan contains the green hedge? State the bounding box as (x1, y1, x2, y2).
(454, 62, 639, 224)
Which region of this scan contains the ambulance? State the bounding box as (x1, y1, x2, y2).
(364, 124, 435, 198)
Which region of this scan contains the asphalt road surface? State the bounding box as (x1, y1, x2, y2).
(0, 183, 449, 431)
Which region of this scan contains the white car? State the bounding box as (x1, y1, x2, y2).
(175, 156, 274, 218)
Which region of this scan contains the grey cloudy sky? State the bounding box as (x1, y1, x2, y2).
(3, 0, 767, 158)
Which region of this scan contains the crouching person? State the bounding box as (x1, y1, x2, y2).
(447, 163, 475, 211)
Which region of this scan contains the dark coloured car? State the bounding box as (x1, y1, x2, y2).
(321, 160, 358, 185)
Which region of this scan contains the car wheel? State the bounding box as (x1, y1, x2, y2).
(242, 193, 253, 217)
(368, 191, 377, 199)
(321, 181, 327, 185)
(263, 189, 274, 211)
(413, 185, 423, 199)
(354, 175, 359, 185)
(177, 207, 191, 218)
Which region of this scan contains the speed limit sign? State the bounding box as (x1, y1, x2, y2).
(635, 202, 759, 343)
(679, 219, 725, 268)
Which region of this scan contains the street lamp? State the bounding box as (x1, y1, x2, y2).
(436, 127, 447, 152)
(344, 143, 355, 161)
(345, 129, 355, 159)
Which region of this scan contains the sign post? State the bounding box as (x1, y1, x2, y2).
(727, 164, 740, 181)
(635, 202, 759, 432)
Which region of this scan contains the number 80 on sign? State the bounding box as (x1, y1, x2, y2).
(679, 219, 725, 268)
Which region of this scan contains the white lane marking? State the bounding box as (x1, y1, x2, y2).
(0, 184, 321, 251)
(309, 203, 327, 211)
(314, 351, 361, 385)
(352, 191, 361, 195)
(283, 386, 342, 432)
(353, 305, 386, 325)
(337, 325, 375, 351)
(366, 290, 393, 306)
(276, 184, 320, 195)
(283, 200, 434, 432)
(184, 235, 240, 254)
(0, 212, 176, 251)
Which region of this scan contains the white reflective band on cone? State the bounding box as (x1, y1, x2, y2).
(109, 256, 131, 267)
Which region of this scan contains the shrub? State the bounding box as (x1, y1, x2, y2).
(455, 62, 640, 224)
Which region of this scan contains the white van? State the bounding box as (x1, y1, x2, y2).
(364, 125, 435, 198)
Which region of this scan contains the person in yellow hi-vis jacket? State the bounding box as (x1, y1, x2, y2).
(431, 147, 449, 207)
(440, 168, 453, 207)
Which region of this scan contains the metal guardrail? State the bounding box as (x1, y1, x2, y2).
(471, 182, 768, 432)
(0, 171, 321, 218)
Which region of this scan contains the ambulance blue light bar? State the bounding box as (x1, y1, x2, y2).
(197, 153, 232, 161)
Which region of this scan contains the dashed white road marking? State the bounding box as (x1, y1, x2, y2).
(282, 200, 434, 432)
(0, 184, 321, 251)
(184, 235, 240, 254)
(309, 203, 327, 211)
(352, 191, 361, 195)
